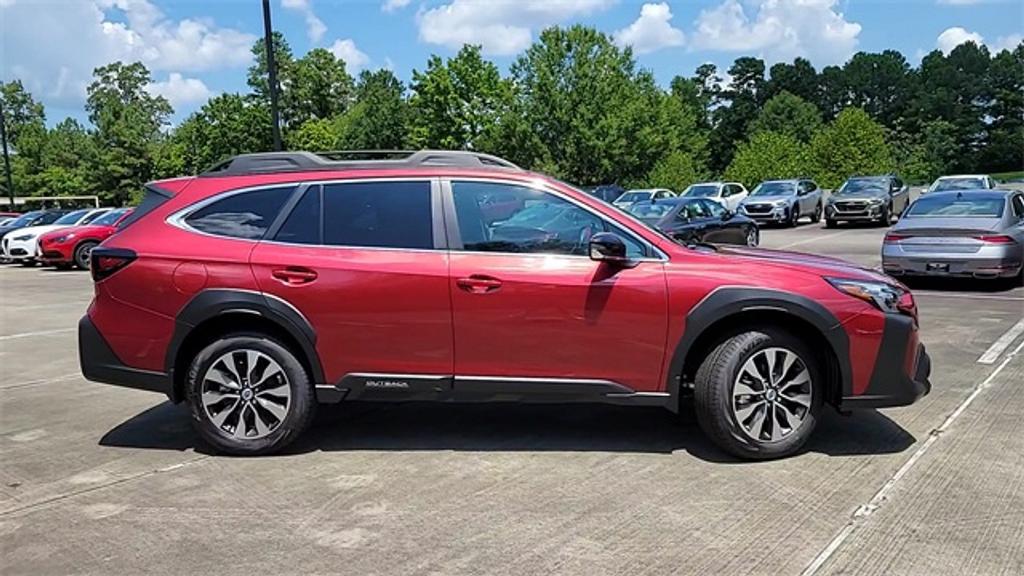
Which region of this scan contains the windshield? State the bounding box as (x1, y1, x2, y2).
(750, 182, 795, 197)
(683, 185, 719, 198)
(906, 196, 1004, 218)
(931, 178, 985, 192)
(54, 209, 90, 225)
(5, 211, 42, 227)
(91, 208, 130, 226)
(837, 178, 887, 195)
(628, 203, 674, 220)
(617, 191, 650, 202)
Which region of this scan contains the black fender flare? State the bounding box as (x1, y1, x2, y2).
(666, 287, 852, 404)
(164, 289, 325, 398)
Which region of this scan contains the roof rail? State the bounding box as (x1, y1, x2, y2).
(200, 149, 521, 176)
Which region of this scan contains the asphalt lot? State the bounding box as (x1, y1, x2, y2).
(2, 217, 1023, 575)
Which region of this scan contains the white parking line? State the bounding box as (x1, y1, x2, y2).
(0, 327, 75, 341)
(776, 229, 853, 250)
(801, 338, 1024, 576)
(977, 317, 1024, 364)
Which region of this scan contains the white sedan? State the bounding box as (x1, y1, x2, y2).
(2, 208, 110, 265)
(681, 182, 749, 212)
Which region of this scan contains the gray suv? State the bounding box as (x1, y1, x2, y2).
(739, 179, 823, 227)
(826, 175, 910, 228)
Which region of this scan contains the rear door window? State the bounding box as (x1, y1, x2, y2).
(275, 186, 322, 245)
(185, 186, 295, 240)
(322, 180, 433, 249)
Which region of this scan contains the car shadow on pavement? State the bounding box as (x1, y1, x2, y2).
(100, 400, 916, 463)
(901, 276, 1021, 293)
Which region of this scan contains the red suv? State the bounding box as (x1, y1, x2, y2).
(79, 151, 930, 459)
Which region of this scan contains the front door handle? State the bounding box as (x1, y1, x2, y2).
(272, 266, 318, 285)
(456, 274, 503, 294)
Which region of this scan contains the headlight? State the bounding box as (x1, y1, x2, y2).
(13, 234, 33, 241)
(867, 198, 884, 205)
(55, 234, 74, 242)
(827, 278, 909, 315)
(773, 199, 788, 207)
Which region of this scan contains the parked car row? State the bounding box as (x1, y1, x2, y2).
(0, 207, 133, 269)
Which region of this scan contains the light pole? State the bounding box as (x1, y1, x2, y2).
(262, 0, 282, 151)
(0, 97, 14, 209)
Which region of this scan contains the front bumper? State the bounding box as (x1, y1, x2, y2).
(38, 242, 74, 264)
(826, 203, 884, 221)
(742, 206, 788, 222)
(79, 315, 172, 397)
(840, 314, 931, 410)
(2, 237, 39, 260)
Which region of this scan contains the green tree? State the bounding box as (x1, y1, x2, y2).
(810, 107, 893, 189)
(724, 131, 810, 189)
(291, 48, 355, 125)
(892, 120, 959, 183)
(157, 93, 272, 176)
(345, 69, 408, 149)
(980, 42, 1024, 173)
(750, 91, 823, 143)
(286, 116, 347, 151)
(30, 118, 100, 197)
(645, 151, 699, 192)
(1, 80, 48, 196)
(408, 45, 513, 152)
(709, 56, 766, 173)
(509, 25, 683, 185)
(841, 50, 916, 130)
(765, 57, 819, 103)
(86, 61, 172, 205)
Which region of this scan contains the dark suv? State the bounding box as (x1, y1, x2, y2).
(79, 151, 931, 459)
(826, 175, 910, 227)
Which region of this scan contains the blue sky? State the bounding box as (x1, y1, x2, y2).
(2, 0, 1022, 125)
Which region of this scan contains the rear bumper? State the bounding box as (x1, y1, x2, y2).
(79, 315, 172, 397)
(840, 315, 931, 410)
(882, 255, 1022, 279)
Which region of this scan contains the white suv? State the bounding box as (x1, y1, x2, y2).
(681, 182, 749, 212)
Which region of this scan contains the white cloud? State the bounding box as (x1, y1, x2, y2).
(934, 27, 1022, 55)
(992, 33, 1023, 53)
(690, 0, 862, 67)
(417, 0, 615, 56)
(282, 0, 327, 43)
(382, 0, 412, 12)
(936, 26, 985, 54)
(0, 0, 254, 106)
(329, 39, 370, 70)
(146, 73, 213, 107)
(613, 3, 685, 54)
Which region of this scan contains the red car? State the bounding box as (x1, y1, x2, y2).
(79, 151, 930, 459)
(39, 208, 134, 269)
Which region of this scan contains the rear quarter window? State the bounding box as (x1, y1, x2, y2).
(184, 186, 296, 240)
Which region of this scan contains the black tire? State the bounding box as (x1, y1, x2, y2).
(811, 203, 822, 223)
(744, 226, 759, 247)
(186, 333, 316, 456)
(54, 262, 73, 271)
(73, 241, 98, 270)
(693, 328, 823, 460)
(787, 207, 800, 228)
(878, 204, 892, 226)
(19, 259, 36, 267)
(825, 218, 837, 229)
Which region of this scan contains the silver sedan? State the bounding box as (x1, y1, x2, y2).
(882, 190, 1024, 281)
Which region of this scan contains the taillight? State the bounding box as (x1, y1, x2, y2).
(973, 234, 1016, 244)
(884, 232, 910, 242)
(90, 247, 136, 281)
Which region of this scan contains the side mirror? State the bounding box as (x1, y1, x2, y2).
(589, 232, 628, 264)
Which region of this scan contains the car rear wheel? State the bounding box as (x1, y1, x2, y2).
(73, 241, 98, 270)
(186, 334, 315, 455)
(825, 218, 837, 228)
(693, 329, 823, 459)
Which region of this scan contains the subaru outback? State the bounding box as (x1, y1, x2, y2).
(79, 150, 931, 459)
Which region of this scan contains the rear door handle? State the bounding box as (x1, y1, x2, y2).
(272, 266, 318, 285)
(456, 274, 503, 294)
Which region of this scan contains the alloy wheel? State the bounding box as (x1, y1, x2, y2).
(201, 349, 292, 440)
(746, 228, 758, 247)
(731, 347, 812, 442)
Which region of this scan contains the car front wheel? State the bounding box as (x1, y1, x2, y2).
(186, 334, 316, 455)
(693, 329, 823, 459)
(811, 203, 822, 223)
(745, 227, 759, 247)
(73, 241, 98, 270)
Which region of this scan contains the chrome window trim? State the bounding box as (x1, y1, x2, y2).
(166, 178, 441, 248)
(443, 176, 669, 262)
